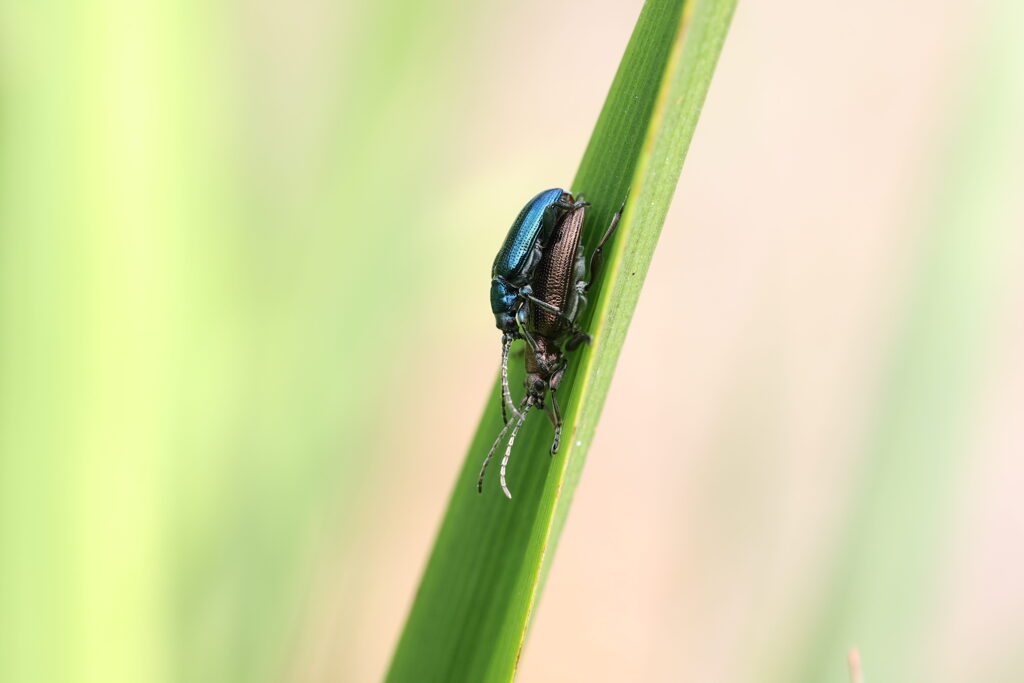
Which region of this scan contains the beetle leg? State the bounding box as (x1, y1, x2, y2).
(547, 392, 562, 455)
(543, 396, 556, 427)
(520, 286, 588, 342)
(523, 294, 581, 331)
(516, 306, 542, 355)
(526, 294, 590, 349)
(547, 361, 568, 455)
(587, 198, 626, 290)
(554, 197, 590, 212)
(523, 293, 560, 315)
(565, 331, 592, 351)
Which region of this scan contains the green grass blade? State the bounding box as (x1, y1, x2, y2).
(385, 1, 737, 681)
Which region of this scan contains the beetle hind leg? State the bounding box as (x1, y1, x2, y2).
(586, 197, 626, 291)
(546, 390, 563, 455)
(547, 362, 568, 455)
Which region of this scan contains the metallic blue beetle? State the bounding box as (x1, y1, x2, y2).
(491, 188, 585, 423)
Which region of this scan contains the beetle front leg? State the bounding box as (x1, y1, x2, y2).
(523, 293, 584, 333)
(554, 196, 590, 212)
(515, 303, 542, 355)
(523, 293, 561, 316)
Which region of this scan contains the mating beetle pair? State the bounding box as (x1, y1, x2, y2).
(479, 188, 623, 498)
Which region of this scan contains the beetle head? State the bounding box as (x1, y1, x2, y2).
(495, 312, 518, 336)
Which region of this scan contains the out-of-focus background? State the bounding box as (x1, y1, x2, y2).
(2, 0, 1022, 681)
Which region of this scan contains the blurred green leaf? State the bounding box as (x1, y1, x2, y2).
(385, 0, 737, 680)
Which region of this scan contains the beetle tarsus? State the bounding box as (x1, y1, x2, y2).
(565, 331, 591, 351)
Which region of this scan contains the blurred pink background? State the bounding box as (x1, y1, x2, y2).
(290, 0, 1024, 681)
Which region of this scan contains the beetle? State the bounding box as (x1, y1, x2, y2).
(479, 197, 624, 498)
(491, 188, 586, 424)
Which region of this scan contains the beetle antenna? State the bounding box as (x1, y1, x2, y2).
(478, 422, 511, 493)
(479, 421, 512, 491)
(500, 405, 532, 499)
(500, 334, 521, 423)
(479, 397, 527, 493)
